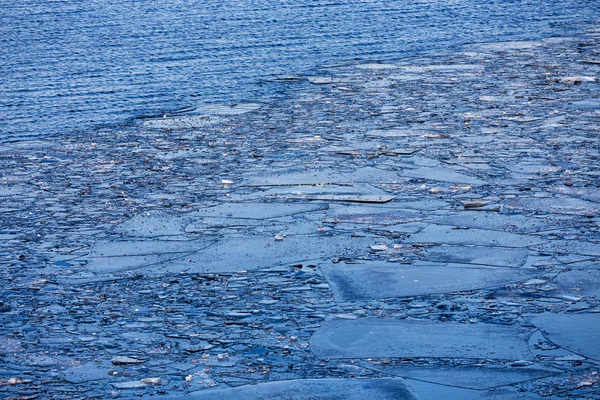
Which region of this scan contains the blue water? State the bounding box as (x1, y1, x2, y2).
(1, 0, 598, 142)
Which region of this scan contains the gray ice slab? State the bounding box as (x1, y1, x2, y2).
(190, 202, 327, 220)
(494, 120, 535, 130)
(525, 313, 600, 360)
(445, 156, 491, 166)
(143, 378, 416, 400)
(505, 163, 560, 174)
(405, 379, 480, 400)
(472, 387, 543, 400)
(527, 330, 577, 359)
(423, 245, 530, 267)
(185, 217, 265, 231)
(360, 362, 558, 390)
(399, 166, 484, 184)
(407, 156, 441, 167)
(405, 224, 546, 247)
(394, 199, 451, 211)
(554, 254, 594, 264)
(301, 194, 396, 203)
(310, 318, 535, 360)
(369, 222, 430, 235)
(231, 183, 392, 202)
(190, 216, 321, 236)
(324, 204, 423, 225)
(115, 213, 189, 237)
(158, 235, 373, 273)
(86, 254, 177, 274)
(327, 144, 384, 156)
(378, 146, 423, 155)
(85, 240, 213, 273)
(507, 196, 600, 215)
(88, 240, 209, 258)
(320, 261, 540, 300)
(244, 169, 352, 187)
(113, 380, 147, 389)
(564, 259, 600, 269)
(553, 269, 600, 299)
(349, 166, 402, 183)
(430, 212, 560, 234)
(534, 240, 600, 257)
(63, 362, 113, 384)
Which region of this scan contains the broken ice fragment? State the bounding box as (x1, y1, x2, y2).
(360, 362, 558, 390)
(510, 360, 532, 367)
(556, 76, 597, 84)
(310, 318, 535, 360)
(525, 313, 600, 360)
(370, 243, 389, 251)
(226, 312, 253, 319)
(461, 200, 488, 209)
(405, 224, 545, 247)
(177, 378, 416, 399)
(1, 378, 32, 385)
(303, 195, 396, 203)
(321, 260, 540, 300)
(221, 179, 234, 188)
(112, 381, 147, 389)
(522, 278, 547, 286)
(112, 356, 144, 365)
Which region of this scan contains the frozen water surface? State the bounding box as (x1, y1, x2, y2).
(405, 224, 547, 247)
(321, 260, 539, 300)
(526, 313, 600, 361)
(3, 2, 600, 398)
(147, 378, 416, 400)
(360, 362, 558, 390)
(310, 318, 535, 360)
(422, 245, 530, 267)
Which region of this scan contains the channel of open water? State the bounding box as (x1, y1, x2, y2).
(1, 0, 598, 142)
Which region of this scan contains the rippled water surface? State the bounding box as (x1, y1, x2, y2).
(1, 0, 598, 141)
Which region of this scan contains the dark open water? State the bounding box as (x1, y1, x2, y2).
(1, 0, 598, 142)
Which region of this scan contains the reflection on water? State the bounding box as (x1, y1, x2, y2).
(0, 0, 597, 141)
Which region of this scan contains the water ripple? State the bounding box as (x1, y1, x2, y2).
(1, 0, 598, 141)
